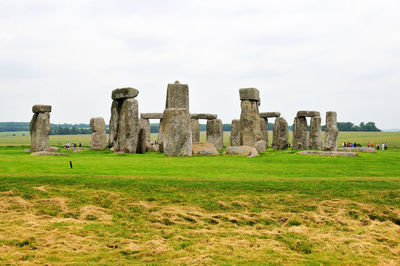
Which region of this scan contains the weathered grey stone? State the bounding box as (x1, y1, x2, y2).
(30, 112, 50, 152)
(239, 100, 262, 146)
(207, 119, 223, 150)
(50, 146, 60, 151)
(338, 147, 376, 153)
(161, 108, 192, 156)
(139, 118, 151, 149)
(239, 88, 260, 101)
(260, 112, 280, 118)
(309, 116, 322, 150)
(32, 105, 52, 113)
(259, 118, 268, 145)
(255, 140, 267, 153)
(137, 127, 147, 154)
(90, 117, 107, 150)
(191, 119, 200, 143)
(324, 111, 339, 151)
(272, 117, 289, 150)
(158, 119, 165, 152)
(297, 110, 320, 117)
(108, 100, 120, 148)
(140, 113, 163, 120)
(292, 116, 308, 150)
(117, 98, 139, 153)
(298, 150, 357, 157)
(31, 151, 68, 156)
(165, 81, 189, 109)
(190, 113, 217, 120)
(111, 87, 139, 100)
(226, 146, 259, 157)
(230, 119, 240, 146)
(192, 142, 219, 156)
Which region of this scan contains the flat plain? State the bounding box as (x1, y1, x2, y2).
(0, 132, 399, 264)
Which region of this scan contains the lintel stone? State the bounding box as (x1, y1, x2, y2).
(260, 112, 280, 118)
(190, 113, 217, 120)
(32, 105, 52, 113)
(239, 88, 260, 101)
(140, 113, 163, 119)
(297, 110, 320, 117)
(112, 87, 139, 100)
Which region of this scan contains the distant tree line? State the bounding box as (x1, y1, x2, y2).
(0, 121, 381, 134)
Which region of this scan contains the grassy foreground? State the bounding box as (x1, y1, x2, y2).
(0, 145, 400, 264)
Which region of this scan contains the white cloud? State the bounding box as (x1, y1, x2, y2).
(0, 0, 399, 129)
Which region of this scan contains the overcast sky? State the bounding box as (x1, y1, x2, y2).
(1, 0, 399, 129)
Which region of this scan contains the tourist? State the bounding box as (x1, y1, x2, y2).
(385, 142, 388, 150)
(342, 142, 346, 148)
(79, 142, 82, 147)
(382, 143, 385, 150)
(377, 144, 380, 150)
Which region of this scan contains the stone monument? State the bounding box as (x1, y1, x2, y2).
(30, 105, 51, 152)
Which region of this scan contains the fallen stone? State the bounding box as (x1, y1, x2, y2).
(297, 111, 320, 117)
(226, 146, 259, 157)
(206, 119, 223, 150)
(24, 149, 31, 153)
(161, 108, 192, 156)
(50, 146, 60, 151)
(111, 87, 139, 100)
(239, 88, 260, 101)
(31, 151, 68, 156)
(338, 147, 376, 153)
(32, 105, 52, 113)
(140, 113, 163, 120)
(260, 112, 280, 118)
(298, 151, 357, 157)
(165, 81, 189, 109)
(190, 113, 217, 120)
(192, 142, 219, 155)
(255, 140, 267, 152)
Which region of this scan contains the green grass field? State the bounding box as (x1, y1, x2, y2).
(0, 132, 399, 264)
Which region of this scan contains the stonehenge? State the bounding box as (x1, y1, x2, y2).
(292, 111, 322, 150)
(90, 117, 107, 150)
(160, 81, 192, 156)
(108, 87, 141, 153)
(140, 113, 163, 150)
(30, 105, 51, 152)
(190, 113, 219, 145)
(324, 111, 339, 151)
(239, 88, 262, 147)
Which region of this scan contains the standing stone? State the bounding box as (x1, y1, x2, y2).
(165, 81, 189, 109)
(117, 98, 139, 153)
(292, 116, 308, 150)
(309, 116, 323, 150)
(260, 118, 268, 146)
(239, 88, 262, 147)
(230, 119, 240, 146)
(158, 119, 165, 152)
(109, 100, 120, 148)
(137, 127, 147, 154)
(272, 117, 289, 150)
(207, 119, 223, 150)
(90, 117, 107, 150)
(139, 118, 151, 149)
(30, 105, 51, 152)
(191, 119, 200, 143)
(161, 108, 192, 156)
(324, 111, 339, 151)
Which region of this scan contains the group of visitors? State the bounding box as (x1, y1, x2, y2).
(342, 142, 388, 150)
(64, 142, 82, 148)
(151, 140, 158, 145)
(342, 142, 361, 148)
(368, 142, 388, 150)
